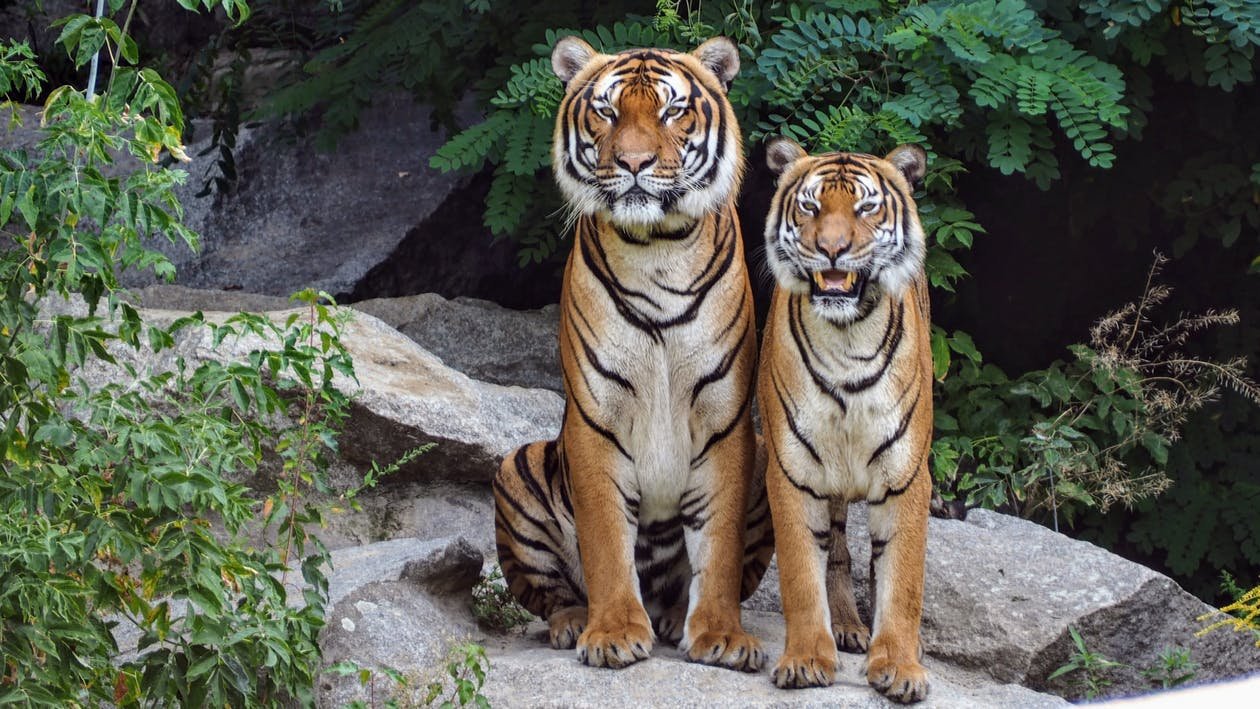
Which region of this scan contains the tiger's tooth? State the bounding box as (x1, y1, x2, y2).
(842, 271, 857, 290)
(813, 272, 827, 290)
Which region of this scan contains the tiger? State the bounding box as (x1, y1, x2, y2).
(491, 35, 773, 672)
(756, 137, 933, 703)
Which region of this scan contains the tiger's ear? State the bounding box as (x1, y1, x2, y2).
(766, 137, 807, 176)
(692, 37, 740, 91)
(885, 144, 928, 189)
(552, 36, 597, 84)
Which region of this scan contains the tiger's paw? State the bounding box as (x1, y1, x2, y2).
(681, 628, 765, 672)
(575, 621, 653, 669)
(771, 651, 836, 689)
(866, 647, 929, 704)
(655, 604, 687, 646)
(547, 606, 587, 650)
(832, 621, 870, 654)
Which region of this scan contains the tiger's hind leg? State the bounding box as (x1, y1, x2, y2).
(826, 499, 870, 653)
(492, 440, 588, 649)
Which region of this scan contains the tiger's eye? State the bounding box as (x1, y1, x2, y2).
(857, 201, 880, 216)
(663, 105, 684, 119)
(596, 106, 616, 119)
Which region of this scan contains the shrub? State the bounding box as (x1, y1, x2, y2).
(0, 3, 374, 704)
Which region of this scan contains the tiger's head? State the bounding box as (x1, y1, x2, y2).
(763, 138, 927, 325)
(550, 36, 744, 235)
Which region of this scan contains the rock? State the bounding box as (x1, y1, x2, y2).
(744, 505, 1260, 700)
(128, 285, 563, 392)
(42, 294, 562, 485)
(316, 536, 485, 709)
(345, 167, 564, 309)
(119, 92, 472, 299)
(349, 294, 561, 392)
(321, 537, 483, 611)
(312, 538, 1064, 708)
(480, 612, 1066, 708)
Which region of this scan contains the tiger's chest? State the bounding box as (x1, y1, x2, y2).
(775, 295, 924, 501)
(794, 371, 917, 500)
(561, 216, 753, 503)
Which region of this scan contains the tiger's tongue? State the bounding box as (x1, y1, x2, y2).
(814, 270, 857, 293)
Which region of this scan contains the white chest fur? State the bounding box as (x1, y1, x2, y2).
(563, 215, 752, 515)
(774, 294, 921, 501)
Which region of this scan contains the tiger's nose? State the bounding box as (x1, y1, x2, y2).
(818, 238, 851, 261)
(615, 151, 658, 174)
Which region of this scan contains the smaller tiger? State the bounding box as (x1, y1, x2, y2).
(757, 137, 933, 703)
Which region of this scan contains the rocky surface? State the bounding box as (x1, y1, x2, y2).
(315, 535, 1066, 709)
(36, 291, 1260, 706)
(353, 294, 562, 393)
(129, 285, 563, 392)
(127, 93, 471, 298)
(313, 503, 1260, 707)
(42, 294, 562, 486)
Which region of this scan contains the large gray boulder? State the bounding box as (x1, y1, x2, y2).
(128, 285, 563, 392)
(119, 93, 471, 298)
(353, 294, 562, 393)
(746, 505, 1260, 700)
(42, 294, 562, 486)
(314, 537, 1066, 709)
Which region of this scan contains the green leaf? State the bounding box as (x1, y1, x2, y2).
(931, 326, 950, 381)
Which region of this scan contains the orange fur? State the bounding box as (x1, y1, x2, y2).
(493, 37, 772, 672)
(758, 139, 933, 702)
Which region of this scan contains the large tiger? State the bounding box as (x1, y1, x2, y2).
(492, 36, 773, 671)
(757, 137, 933, 703)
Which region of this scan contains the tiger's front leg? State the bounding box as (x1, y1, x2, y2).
(565, 422, 654, 669)
(765, 440, 838, 688)
(678, 415, 765, 672)
(865, 460, 931, 703)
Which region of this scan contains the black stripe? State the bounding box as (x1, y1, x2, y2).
(773, 371, 822, 464)
(867, 386, 921, 466)
(690, 319, 749, 405)
(811, 526, 830, 549)
(568, 390, 633, 461)
(788, 294, 848, 412)
(690, 386, 751, 466)
(849, 299, 902, 363)
(839, 297, 904, 394)
(771, 440, 828, 501)
(570, 323, 636, 393)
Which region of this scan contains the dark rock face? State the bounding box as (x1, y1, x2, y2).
(353, 293, 561, 392)
(121, 93, 472, 299)
(346, 167, 564, 309)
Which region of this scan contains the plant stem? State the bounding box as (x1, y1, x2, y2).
(86, 0, 106, 100)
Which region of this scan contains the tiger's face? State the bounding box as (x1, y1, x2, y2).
(550, 36, 744, 234)
(763, 139, 927, 324)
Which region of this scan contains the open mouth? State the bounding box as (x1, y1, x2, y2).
(810, 269, 866, 299)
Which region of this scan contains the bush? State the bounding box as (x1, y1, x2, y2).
(0, 3, 374, 704)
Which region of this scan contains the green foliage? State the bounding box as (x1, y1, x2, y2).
(471, 566, 533, 632)
(330, 642, 491, 708)
(422, 0, 1142, 257)
(1047, 626, 1126, 699)
(1139, 646, 1197, 690)
(932, 255, 1258, 525)
(0, 5, 402, 704)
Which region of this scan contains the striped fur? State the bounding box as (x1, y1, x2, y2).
(758, 138, 933, 703)
(493, 36, 772, 672)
